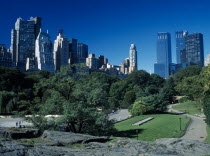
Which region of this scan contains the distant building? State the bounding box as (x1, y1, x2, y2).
(175, 31, 188, 64)
(205, 54, 210, 66)
(69, 39, 78, 64)
(77, 43, 88, 63)
(35, 31, 54, 73)
(86, 54, 98, 70)
(154, 32, 172, 78)
(0, 44, 13, 67)
(10, 17, 42, 71)
(185, 33, 204, 66)
(54, 33, 69, 71)
(129, 44, 138, 73)
(120, 58, 130, 74)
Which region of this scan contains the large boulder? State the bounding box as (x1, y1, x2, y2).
(3, 128, 40, 140)
(0, 130, 210, 156)
(41, 130, 109, 145)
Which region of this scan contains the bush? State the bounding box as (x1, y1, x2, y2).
(179, 97, 190, 103)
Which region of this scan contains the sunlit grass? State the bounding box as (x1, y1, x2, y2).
(114, 114, 190, 142)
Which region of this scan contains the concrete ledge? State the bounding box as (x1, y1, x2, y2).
(132, 117, 154, 126)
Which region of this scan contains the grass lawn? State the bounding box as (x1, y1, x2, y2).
(114, 114, 190, 142)
(172, 101, 202, 115)
(205, 125, 210, 144)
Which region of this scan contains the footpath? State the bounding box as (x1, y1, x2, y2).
(168, 104, 207, 142)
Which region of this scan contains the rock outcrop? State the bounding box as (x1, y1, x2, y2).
(0, 130, 210, 156)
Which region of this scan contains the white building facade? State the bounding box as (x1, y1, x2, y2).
(35, 31, 54, 73)
(129, 44, 138, 73)
(54, 33, 69, 71)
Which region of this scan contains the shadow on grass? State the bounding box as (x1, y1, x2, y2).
(114, 128, 144, 138)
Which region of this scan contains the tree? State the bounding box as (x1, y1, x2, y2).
(109, 80, 129, 108)
(121, 90, 136, 108)
(60, 76, 115, 135)
(142, 94, 169, 113)
(127, 70, 151, 89)
(0, 91, 17, 114)
(202, 65, 210, 125)
(173, 66, 202, 85)
(129, 98, 147, 116)
(175, 75, 203, 100)
(0, 67, 25, 92)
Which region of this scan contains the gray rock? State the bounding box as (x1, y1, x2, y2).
(41, 130, 109, 145)
(0, 131, 210, 156)
(3, 128, 40, 140)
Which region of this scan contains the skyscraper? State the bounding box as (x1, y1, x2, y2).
(86, 54, 98, 70)
(129, 44, 137, 73)
(0, 44, 13, 67)
(185, 33, 204, 67)
(35, 30, 54, 73)
(120, 58, 130, 74)
(154, 32, 172, 78)
(54, 33, 69, 71)
(175, 31, 188, 64)
(77, 43, 88, 63)
(10, 17, 41, 71)
(69, 38, 78, 64)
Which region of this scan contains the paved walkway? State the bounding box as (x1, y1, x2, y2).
(168, 104, 207, 142)
(0, 118, 31, 128)
(108, 109, 131, 122)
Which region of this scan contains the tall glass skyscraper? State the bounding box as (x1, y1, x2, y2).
(175, 31, 188, 64)
(154, 32, 172, 78)
(10, 17, 42, 71)
(185, 33, 204, 67)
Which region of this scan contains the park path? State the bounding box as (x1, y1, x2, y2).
(108, 109, 130, 122)
(168, 104, 207, 142)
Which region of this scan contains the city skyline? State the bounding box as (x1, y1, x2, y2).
(0, 0, 210, 73)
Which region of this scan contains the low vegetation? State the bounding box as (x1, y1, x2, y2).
(205, 126, 210, 144)
(114, 114, 190, 142)
(172, 101, 202, 115)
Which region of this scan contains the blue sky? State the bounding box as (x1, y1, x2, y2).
(0, 0, 210, 73)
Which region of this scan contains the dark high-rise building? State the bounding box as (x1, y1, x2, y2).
(175, 31, 188, 64)
(185, 33, 204, 67)
(0, 44, 13, 67)
(98, 55, 105, 68)
(154, 32, 172, 78)
(77, 43, 88, 63)
(10, 17, 42, 71)
(69, 39, 78, 64)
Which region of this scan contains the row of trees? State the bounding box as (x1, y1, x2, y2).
(0, 64, 209, 134)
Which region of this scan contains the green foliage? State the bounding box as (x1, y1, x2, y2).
(129, 98, 147, 116)
(0, 67, 25, 92)
(127, 70, 151, 89)
(121, 90, 136, 108)
(173, 66, 202, 85)
(178, 97, 190, 103)
(205, 125, 210, 144)
(109, 80, 129, 108)
(0, 91, 17, 114)
(142, 94, 169, 113)
(175, 75, 203, 100)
